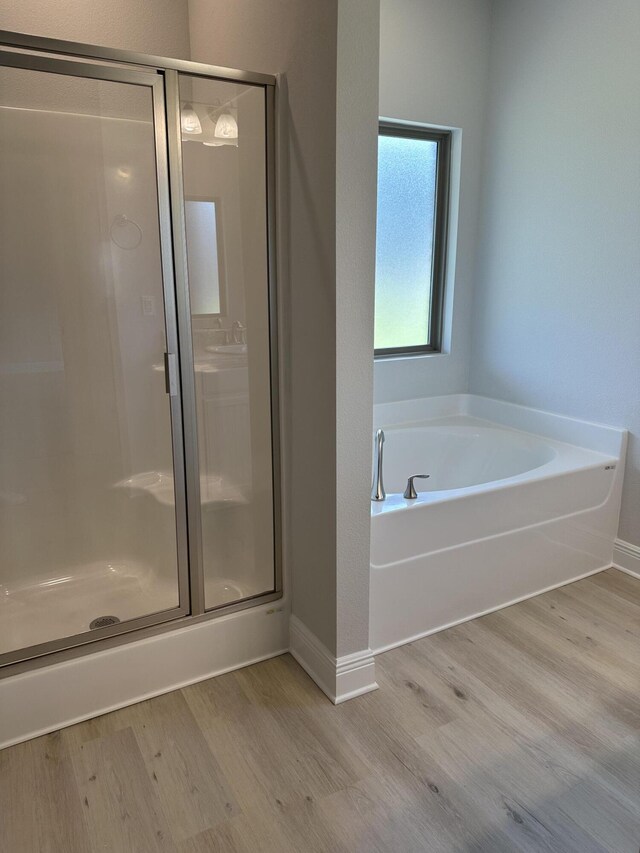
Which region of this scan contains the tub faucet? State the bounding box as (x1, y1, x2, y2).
(403, 474, 430, 499)
(371, 428, 386, 502)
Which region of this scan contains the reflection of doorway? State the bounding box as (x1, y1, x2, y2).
(184, 197, 227, 316)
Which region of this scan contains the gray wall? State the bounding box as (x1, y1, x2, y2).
(470, 0, 640, 547)
(188, 0, 380, 657)
(187, 0, 341, 651)
(336, 0, 379, 656)
(0, 0, 190, 56)
(376, 0, 493, 403)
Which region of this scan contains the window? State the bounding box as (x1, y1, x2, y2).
(184, 197, 226, 316)
(375, 122, 451, 356)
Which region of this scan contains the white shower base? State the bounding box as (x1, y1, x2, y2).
(0, 562, 262, 655)
(1, 592, 289, 749)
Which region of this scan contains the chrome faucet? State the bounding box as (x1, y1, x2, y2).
(371, 428, 386, 501)
(232, 321, 246, 344)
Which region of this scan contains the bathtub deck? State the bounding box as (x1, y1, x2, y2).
(2, 568, 639, 852)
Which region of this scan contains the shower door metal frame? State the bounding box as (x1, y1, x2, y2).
(0, 31, 283, 676)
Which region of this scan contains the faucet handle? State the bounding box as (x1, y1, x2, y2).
(403, 473, 429, 500)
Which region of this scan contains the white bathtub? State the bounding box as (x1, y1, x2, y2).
(370, 395, 627, 653)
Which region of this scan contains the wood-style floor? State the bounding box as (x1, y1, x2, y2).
(2, 568, 639, 853)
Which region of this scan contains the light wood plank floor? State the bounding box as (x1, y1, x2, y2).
(2, 568, 639, 852)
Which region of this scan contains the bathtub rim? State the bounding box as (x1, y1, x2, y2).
(373, 393, 627, 458)
(371, 431, 619, 517)
(371, 394, 626, 516)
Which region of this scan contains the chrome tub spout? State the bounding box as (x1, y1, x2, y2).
(371, 428, 386, 501)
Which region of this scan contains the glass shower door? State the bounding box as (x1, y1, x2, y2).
(0, 54, 188, 663)
(173, 73, 278, 610)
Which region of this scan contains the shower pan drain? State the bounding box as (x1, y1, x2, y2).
(89, 615, 121, 630)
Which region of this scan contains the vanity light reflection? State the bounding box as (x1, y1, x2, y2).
(181, 103, 238, 146)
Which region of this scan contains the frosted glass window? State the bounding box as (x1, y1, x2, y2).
(375, 126, 450, 354)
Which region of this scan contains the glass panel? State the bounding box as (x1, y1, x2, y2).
(375, 134, 438, 350)
(0, 64, 181, 656)
(178, 74, 275, 609)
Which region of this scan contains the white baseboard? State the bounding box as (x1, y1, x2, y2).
(613, 538, 640, 579)
(289, 615, 378, 704)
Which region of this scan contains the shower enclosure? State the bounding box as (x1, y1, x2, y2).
(0, 32, 281, 671)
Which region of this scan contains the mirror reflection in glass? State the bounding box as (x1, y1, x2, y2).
(184, 197, 225, 316)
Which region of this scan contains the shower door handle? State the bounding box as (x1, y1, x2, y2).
(164, 352, 178, 396)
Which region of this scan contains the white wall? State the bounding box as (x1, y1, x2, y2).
(376, 0, 493, 403)
(470, 0, 640, 548)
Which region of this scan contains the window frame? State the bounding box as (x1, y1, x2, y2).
(375, 121, 452, 358)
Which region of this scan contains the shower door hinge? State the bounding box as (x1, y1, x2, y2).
(164, 352, 178, 396)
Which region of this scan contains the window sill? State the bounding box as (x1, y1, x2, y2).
(374, 350, 448, 363)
